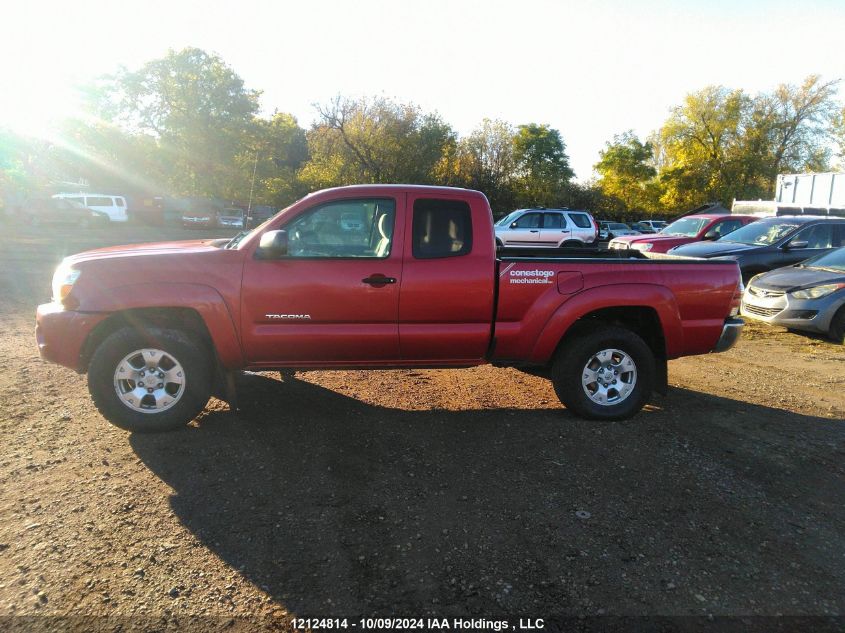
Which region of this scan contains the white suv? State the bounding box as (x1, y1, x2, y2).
(495, 208, 598, 248)
(52, 193, 128, 222)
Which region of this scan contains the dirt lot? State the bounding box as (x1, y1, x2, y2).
(0, 222, 843, 630)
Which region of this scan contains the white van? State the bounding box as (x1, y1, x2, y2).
(52, 193, 129, 222)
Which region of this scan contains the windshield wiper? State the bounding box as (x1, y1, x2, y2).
(225, 231, 249, 249)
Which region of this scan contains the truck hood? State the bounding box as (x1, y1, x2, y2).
(669, 241, 758, 258)
(65, 239, 223, 264)
(752, 265, 845, 291)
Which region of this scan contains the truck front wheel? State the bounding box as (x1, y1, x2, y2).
(551, 326, 655, 420)
(88, 327, 212, 432)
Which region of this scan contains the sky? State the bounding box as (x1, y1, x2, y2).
(2, 0, 844, 180)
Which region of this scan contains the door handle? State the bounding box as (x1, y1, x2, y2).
(362, 276, 396, 285)
(529, 230, 539, 233)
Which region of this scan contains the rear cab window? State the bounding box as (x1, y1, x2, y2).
(412, 198, 472, 259)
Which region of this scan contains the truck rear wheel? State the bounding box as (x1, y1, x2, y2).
(87, 327, 212, 432)
(551, 326, 654, 420)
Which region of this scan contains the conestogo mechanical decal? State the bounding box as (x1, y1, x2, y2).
(507, 269, 555, 284)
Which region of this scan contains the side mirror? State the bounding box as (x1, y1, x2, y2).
(703, 230, 719, 240)
(510, 221, 519, 229)
(256, 230, 288, 259)
(785, 239, 808, 250)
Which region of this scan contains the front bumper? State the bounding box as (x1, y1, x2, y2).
(713, 317, 744, 352)
(35, 303, 107, 372)
(741, 290, 839, 334)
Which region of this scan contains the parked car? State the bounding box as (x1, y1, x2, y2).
(741, 247, 845, 343)
(495, 208, 598, 248)
(609, 214, 758, 253)
(246, 205, 277, 228)
(669, 216, 845, 283)
(36, 184, 743, 433)
(52, 193, 129, 222)
(599, 222, 640, 241)
(21, 197, 108, 227)
(217, 207, 245, 229)
(182, 209, 218, 228)
(633, 220, 668, 234)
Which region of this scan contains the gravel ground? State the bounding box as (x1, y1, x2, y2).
(0, 223, 843, 631)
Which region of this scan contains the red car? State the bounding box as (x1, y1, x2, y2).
(608, 214, 758, 253)
(36, 185, 743, 433)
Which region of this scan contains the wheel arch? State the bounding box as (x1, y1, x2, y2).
(529, 284, 683, 365)
(80, 307, 214, 371)
(551, 306, 668, 394)
(77, 283, 243, 371)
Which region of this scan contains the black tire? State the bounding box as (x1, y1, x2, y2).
(560, 240, 584, 248)
(87, 327, 212, 432)
(551, 325, 655, 420)
(829, 306, 845, 345)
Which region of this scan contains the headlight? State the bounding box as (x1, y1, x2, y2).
(52, 264, 81, 302)
(790, 283, 845, 300)
(631, 243, 653, 252)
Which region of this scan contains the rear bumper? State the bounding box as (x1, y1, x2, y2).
(35, 303, 107, 372)
(713, 317, 744, 353)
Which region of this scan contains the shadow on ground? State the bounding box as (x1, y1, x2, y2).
(130, 373, 845, 618)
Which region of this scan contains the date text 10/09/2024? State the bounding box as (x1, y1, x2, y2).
(291, 618, 545, 631)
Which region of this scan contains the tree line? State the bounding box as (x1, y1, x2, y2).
(2, 47, 843, 219)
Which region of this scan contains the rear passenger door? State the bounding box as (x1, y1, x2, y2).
(398, 194, 495, 362)
(539, 212, 570, 246)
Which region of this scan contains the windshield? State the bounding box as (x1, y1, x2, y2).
(662, 217, 708, 237)
(800, 247, 845, 272)
(495, 212, 518, 226)
(225, 204, 290, 249)
(609, 223, 629, 230)
(719, 220, 801, 245)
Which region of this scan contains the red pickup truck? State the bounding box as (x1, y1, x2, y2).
(36, 185, 743, 432)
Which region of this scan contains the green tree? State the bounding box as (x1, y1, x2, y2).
(100, 47, 262, 197)
(448, 119, 518, 213)
(237, 112, 309, 207)
(512, 123, 574, 207)
(299, 96, 454, 188)
(594, 131, 661, 212)
(655, 76, 839, 209)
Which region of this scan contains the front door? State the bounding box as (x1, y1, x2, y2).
(502, 211, 542, 246)
(240, 196, 404, 365)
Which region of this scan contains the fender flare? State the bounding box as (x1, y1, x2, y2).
(528, 283, 684, 364)
(81, 282, 243, 368)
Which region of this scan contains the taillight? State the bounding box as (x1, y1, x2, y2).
(730, 278, 744, 317)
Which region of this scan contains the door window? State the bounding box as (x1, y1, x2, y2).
(794, 223, 834, 249)
(542, 213, 566, 229)
(85, 196, 113, 207)
(412, 198, 472, 259)
(285, 198, 395, 258)
(512, 212, 541, 229)
(711, 218, 744, 237)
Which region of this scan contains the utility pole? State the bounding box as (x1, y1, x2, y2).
(246, 150, 259, 224)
